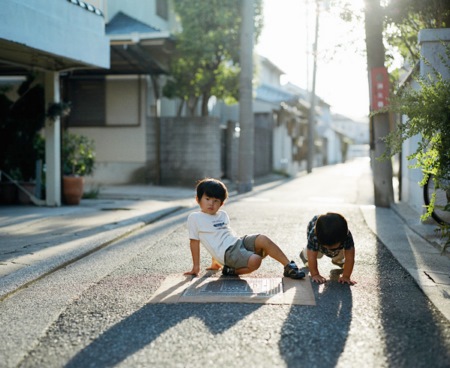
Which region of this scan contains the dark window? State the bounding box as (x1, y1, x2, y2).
(156, 0, 168, 20)
(67, 77, 106, 127)
(66, 76, 141, 127)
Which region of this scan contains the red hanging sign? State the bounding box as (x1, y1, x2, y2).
(370, 67, 389, 111)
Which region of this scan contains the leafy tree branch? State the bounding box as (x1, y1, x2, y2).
(164, 0, 262, 116)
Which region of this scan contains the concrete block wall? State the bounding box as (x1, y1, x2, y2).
(418, 29, 450, 80)
(145, 116, 159, 184)
(254, 113, 274, 177)
(160, 117, 222, 186)
(223, 114, 273, 183)
(225, 120, 239, 182)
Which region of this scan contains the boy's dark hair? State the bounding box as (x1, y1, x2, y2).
(315, 212, 348, 246)
(196, 178, 228, 203)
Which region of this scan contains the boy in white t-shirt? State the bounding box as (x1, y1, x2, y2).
(184, 178, 305, 279)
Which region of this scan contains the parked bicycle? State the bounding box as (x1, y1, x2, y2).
(423, 173, 450, 226)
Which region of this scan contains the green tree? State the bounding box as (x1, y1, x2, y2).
(164, 0, 263, 116)
(384, 1, 450, 71)
(335, 0, 450, 208)
(379, 1, 450, 190)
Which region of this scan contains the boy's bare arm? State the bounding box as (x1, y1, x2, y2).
(184, 239, 201, 275)
(339, 248, 357, 285)
(307, 249, 326, 284)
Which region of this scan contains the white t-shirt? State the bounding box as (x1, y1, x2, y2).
(187, 210, 239, 265)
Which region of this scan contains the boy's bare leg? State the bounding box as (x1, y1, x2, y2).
(255, 234, 290, 266)
(225, 235, 294, 276)
(234, 254, 262, 275)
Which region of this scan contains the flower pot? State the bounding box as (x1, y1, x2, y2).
(0, 182, 18, 205)
(62, 176, 84, 205)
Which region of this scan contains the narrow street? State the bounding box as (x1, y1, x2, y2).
(2, 159, 450, 368)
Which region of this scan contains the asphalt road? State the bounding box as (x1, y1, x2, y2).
(2, 159, 450, 367)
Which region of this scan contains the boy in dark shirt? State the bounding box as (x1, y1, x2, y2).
(300, 213, 356, 285)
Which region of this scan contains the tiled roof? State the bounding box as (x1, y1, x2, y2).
(106, 11, 161, 35)
(67, 0, 103, 17)
(255, 84, 297, 104)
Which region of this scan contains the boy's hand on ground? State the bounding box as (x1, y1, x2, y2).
(338, 276, 357, 285)
(311, 274, 326, 284)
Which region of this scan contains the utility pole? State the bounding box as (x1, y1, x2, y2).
(307, 0, 320, 174)
(237, 0, 254, 193)
(364, 0, 394, 207)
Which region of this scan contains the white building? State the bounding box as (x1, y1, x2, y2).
(0, 0, 110, 206)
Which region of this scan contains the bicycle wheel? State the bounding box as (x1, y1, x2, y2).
(423, 174, 450, 225)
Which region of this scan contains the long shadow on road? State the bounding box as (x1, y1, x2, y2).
(64, 302, 261, 367)
(64, 282, 350, 368)
(279, 272, 353, 367)
(375, 240, 450, 367)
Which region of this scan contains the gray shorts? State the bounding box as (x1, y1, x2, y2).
(224, 234, 266, 269)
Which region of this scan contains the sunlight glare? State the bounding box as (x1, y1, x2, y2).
(256, 0, 370, 119)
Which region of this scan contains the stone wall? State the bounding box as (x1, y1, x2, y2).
(147, 114, 275, 187)
(254, 113, 274, 177)
(159, 116, 222, 186)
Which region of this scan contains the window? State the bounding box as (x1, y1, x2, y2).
(106, 77, 141, 126)
(67, 76, 142, 127)
(67, 77, 106, 126)
(156, 0, 168, 20)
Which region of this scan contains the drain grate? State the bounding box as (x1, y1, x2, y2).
(183, 277, 283, 298)
(148, 274, 316, 305)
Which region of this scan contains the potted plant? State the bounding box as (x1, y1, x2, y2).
(62, 131, 95, 205)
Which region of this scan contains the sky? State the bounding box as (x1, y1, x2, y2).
(255, 0, 369, 120)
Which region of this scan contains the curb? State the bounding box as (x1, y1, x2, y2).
(360, 204, 450, 321)
(0, 206, 185, 301)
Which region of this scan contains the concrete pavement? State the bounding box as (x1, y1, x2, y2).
(0, 170, 449, 321)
